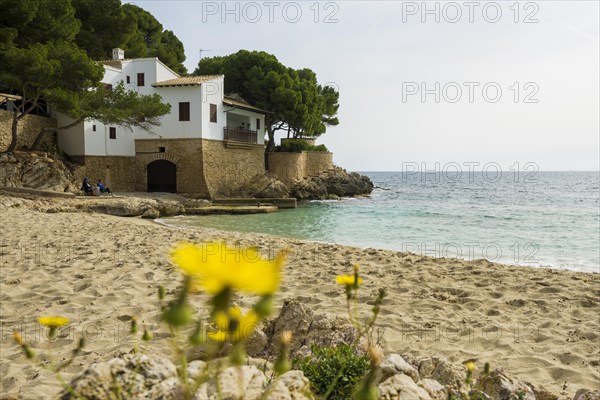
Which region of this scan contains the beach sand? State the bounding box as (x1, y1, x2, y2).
(0, 201, 598, 399)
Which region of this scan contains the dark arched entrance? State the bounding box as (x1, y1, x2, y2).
(147, 160, 176, 192)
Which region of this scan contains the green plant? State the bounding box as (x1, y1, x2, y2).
(294, 344, 369, 400)
(275, 139, 329, 153)
(311, 144, 329, 152)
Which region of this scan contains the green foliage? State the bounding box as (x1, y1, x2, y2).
(194, 50, 339, 151)
(275, 139, 329, 153)
(294, 344, 369, 400)
(120, 4, 187, 74)
(0, 0, 171, 152)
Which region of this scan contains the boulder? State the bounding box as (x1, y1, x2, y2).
(574, 390, 600, 400)
(414, 355, 466, 386)
(263, 370, 315, 400)
(475, 368, 536, 400)
(264, 300, 359, 358)
(378, 373, 433, 400)
(194, 365, 266, 400)
(379, 354, 420, 383)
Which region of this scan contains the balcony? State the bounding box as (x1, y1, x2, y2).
(223, 127, 258, 144)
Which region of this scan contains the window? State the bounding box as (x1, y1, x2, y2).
(159, 147, 166, 153)
(179, 102, 190, 121)
(126, 75, 130, 84)
(256, 118, 261, 130)
(137, 73, 145, 86)
(92, 125, 96, 132)
(109, 127, 116, 139)
(210, 103, 217, 123)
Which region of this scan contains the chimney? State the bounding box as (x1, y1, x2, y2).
(112, 48, 125, 60)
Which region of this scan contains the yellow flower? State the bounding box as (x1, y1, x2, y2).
(464, 361, 476, 372)
(335, 275, 363, 286)
(208, 307, 258, 343)
(170, 242, 286, 295)
(38, 316, 70, 328)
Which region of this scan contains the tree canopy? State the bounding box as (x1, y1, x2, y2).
(70, 1, 187, 74)
(0, 0, 171, 152)
(193, 50, 339, 152)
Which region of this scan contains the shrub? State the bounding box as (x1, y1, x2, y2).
(275, 139, 329, 153)
(294, 344, 370, 400)
(278, 139, 311, 153)
(311, 144, 329, 152)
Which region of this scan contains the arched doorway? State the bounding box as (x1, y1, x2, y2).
(147, 160, 176, 192)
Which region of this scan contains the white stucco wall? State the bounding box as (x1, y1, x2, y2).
(135, 86, 203, 140)
(55, 114, 84, 155)
(201, 77, 225, 141)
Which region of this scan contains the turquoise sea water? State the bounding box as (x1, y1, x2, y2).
(160, 171, 600, 273)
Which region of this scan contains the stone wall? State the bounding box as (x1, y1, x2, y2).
(0, 110, 56, 152)
(77, 138, 264, 198)
(305, 152, 334, 177)
(80, 156, 138, 192)
(268, 151, 333, 186)
(201, 139, 265, 197)
(135, 139, 208, 196)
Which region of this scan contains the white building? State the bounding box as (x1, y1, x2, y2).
(55, 49, 268, 197)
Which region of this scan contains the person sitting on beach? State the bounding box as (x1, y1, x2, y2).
(81, 177, 94, 195)
(97, 179, 113, 195)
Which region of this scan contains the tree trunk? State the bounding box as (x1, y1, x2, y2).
(266, 126, 275, 153)
(30, 127, 56, 151)
(6, 111, 19, 153)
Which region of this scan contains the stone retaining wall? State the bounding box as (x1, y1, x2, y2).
(201, 139, 265, 197)
(268, 152, 333, 186)
(78, 139, 264, 198)
(0, 110, 56, 151)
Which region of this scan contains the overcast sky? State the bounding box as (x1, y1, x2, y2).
(126, 1, 599, 171)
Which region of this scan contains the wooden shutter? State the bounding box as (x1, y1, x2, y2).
(179, 102, 190, 121)
(210, 104, 217, 123)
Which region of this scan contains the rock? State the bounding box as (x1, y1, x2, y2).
(142, 207, 160, 219)
(246, 325, 269, 357)
(220, 174, 289, 199)
(527, 381, 560, 400)
(59, 355, 177, 399)
(419, 378, 447, 400)
(264, 300, 359, 358)
(380, 354, 420, 383)
(86, 202, 145, 217)
(194, 365, 266, 400)
(414, 355, 466, 386)
(475, 368, 536, 400)
(263, 370, 315, 400)
(290, 167, 373, 200)
(378, 373, 433, 400)
(574, 389, 600, 400)
(0, 151, 79, 192)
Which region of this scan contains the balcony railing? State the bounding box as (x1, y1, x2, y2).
(223, 127, 258, 144)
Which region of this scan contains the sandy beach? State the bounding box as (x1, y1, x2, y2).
(0, 197, 598, 399)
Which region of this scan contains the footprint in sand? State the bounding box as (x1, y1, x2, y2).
(506, 299, 527, 307)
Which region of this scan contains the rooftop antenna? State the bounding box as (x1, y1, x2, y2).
(198, 49, 212, 66)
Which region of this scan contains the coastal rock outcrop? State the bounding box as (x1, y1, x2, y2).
(290, 167, 374, 200)
(224, 174, 290, 199)
(0, 151, 79, 192)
